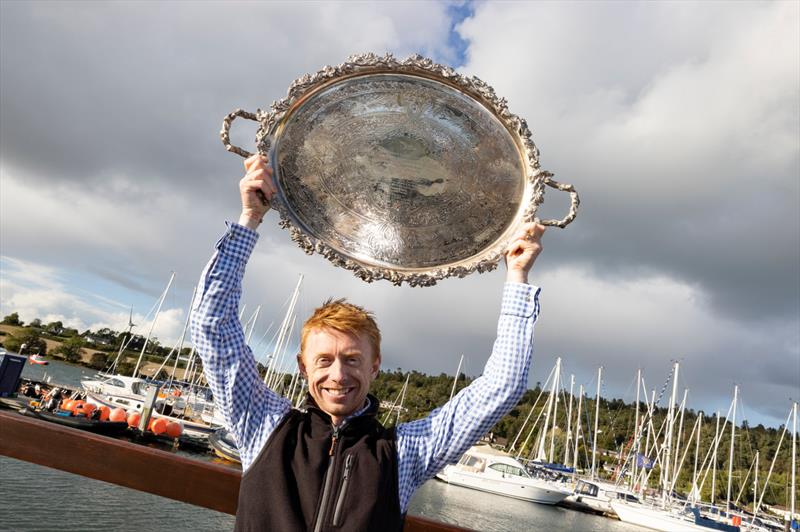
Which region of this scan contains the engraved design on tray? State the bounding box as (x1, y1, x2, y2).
(275, 74, 524, 270)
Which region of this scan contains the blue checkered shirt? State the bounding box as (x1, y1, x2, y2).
(190, 223, 540, 513)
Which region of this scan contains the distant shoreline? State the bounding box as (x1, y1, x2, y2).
(0, 324, 191, 380)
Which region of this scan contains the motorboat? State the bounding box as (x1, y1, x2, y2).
(81, 374, 219, 439)
(435, 444, 571, 505)
(561, 478, 641, 515)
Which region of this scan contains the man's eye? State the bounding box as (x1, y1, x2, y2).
(346, 357, 360, 366)
(317, 358, 332, 367)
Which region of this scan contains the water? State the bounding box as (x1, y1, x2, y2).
(1, 360, 641, 531)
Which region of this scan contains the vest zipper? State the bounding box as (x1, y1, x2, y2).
(313, 425, 341, 532)
(331, 454, 354, 527)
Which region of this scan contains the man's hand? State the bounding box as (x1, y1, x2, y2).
(238, 153, 278, 230)
(504, 222, 546, 284)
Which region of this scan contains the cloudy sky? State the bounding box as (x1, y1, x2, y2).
(1, 1, 797, 428)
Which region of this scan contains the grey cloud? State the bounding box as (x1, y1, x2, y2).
(458, 1, 799, 324)
(1, 1, 797, 428)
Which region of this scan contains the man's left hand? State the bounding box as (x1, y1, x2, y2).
(504, 222, 546, 284)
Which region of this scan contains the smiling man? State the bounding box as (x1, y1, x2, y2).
(190, 154, 545, 531)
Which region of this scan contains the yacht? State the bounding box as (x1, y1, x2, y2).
(436, 445, 571, 505)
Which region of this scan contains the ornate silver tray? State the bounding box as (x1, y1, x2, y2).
(221, 53, 579, 286)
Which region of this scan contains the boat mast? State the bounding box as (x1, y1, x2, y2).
(672, 388, 688, 487)
(133, 272, 175, 379)
(662, 361, 680, 505)
(725, 384, 738, 513)
(449, 354, 464, 402)
(109, 306, 136, 374)
(751, 405, 793, 523)
(591, 365, 602, 481)
(631, 368, 642, 492)
(548, 357, 561, 463)
(536, 358, 559, 462)
(792, 401, 797, 523)
(245, 305, 261, 344)
(753, 450, 758, 510)
(640, 388, 655, 496)
(572, 384, 584, 473)
(564, 374, 574, 467)
(264, 275, 303, 386)
(169, 285, 198, 384)
(692, 412, 703, 501)
(395, 375, 409, 426)
(712, 411, 721, 505)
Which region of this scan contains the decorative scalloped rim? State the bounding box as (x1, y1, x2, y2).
(252, 53, 550, 287)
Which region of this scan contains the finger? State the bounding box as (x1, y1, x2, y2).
(244, 153, 269, 172)
(245, 168, 269, 184)
(505, 241, 524, 258)
(243, 153, 261, 170)
(526, 223, 546, 240)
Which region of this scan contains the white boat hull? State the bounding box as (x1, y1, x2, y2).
(85, 392, 214, 439)
(610, 501, 710, 532)
(437, 466, 570, 505)
(562, 493, 614, 514)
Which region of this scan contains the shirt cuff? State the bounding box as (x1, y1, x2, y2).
(500, 282, 540, 319)
(214, 221, 260, 262)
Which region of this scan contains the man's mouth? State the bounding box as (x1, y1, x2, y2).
(322, 387, 354, 398)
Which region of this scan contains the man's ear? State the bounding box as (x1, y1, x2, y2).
(296, 353, 307, 378)
(371, 355, 381, 379)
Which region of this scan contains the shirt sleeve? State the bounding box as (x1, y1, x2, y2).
(189, 222, 291, 471)
(394, 282, 540, 512)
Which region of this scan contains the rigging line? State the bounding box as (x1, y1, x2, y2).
(733, 453, 757, 507)
(512, 388, 548, 459)
(509, 363, 556, 452)
(695, 399, 736, 498)
(668, 415, 702, 494)
(250, 321, 276, 356)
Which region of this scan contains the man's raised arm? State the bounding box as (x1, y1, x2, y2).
(395, 223, 546, 512)
(189, 154, 290, 470)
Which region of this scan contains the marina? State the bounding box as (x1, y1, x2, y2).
(0, 356, 796, 532)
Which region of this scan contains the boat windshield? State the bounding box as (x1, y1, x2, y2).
(131, 381, 145, 395)
(488, 463, 530, 478)
(105, 378, 126, 389)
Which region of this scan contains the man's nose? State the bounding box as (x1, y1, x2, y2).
(328, 358, 349, 382)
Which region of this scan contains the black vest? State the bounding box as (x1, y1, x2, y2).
(234, 395, 402, 532)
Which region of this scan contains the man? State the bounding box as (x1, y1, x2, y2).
(190, 154, 546, 531)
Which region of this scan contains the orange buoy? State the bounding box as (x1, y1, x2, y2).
(149, 417, 168, 435)
(98, 406, 111, 421)
(165, 421, 183, 439)
(127, 411, 141, 428)
(61, 400, 74, 411)
(80, 403, 97, 416)
(109, 407, 127, 422)
(70, 400, 85, 414)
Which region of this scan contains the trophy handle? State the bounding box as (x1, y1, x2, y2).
(220, 108, 260, 158)
(535, 172, 580, 228)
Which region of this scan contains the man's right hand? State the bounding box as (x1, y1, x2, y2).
(238, 153, 278, 230)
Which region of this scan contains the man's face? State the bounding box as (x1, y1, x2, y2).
(298, 327, 380, 426)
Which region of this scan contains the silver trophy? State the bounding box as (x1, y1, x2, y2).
(221, 53, 579, 286)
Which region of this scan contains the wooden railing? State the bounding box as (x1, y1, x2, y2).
(0, 410, 468, 532)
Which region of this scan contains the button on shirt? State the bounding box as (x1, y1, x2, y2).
(190, 223, 541, 513)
